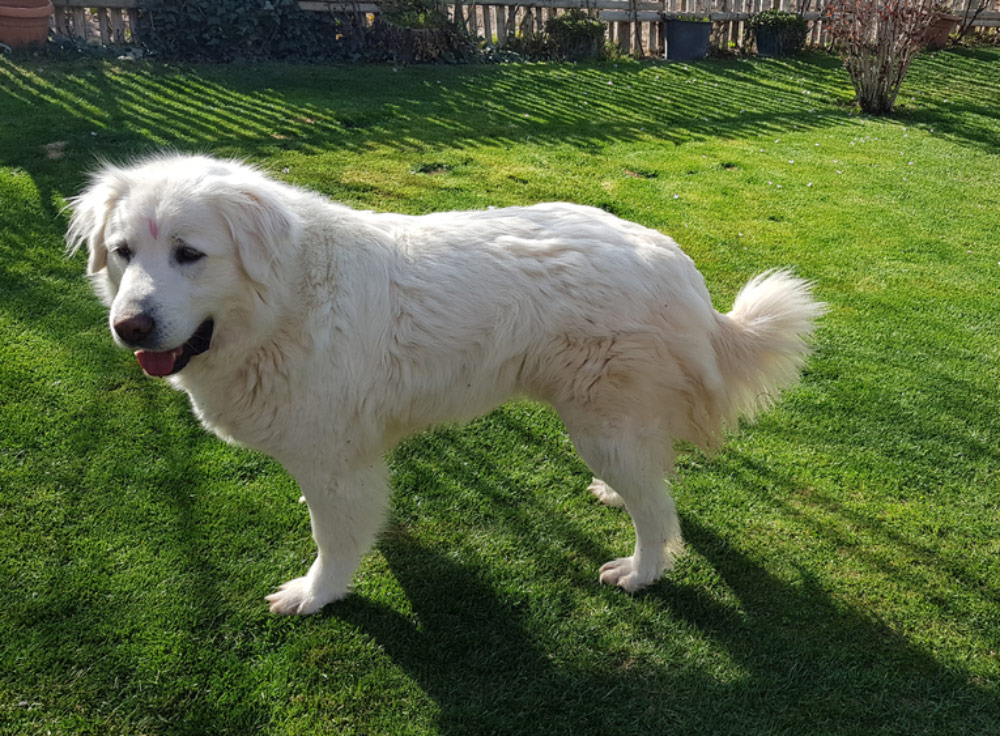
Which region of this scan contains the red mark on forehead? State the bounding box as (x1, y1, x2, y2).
(147, 217, 159, 240)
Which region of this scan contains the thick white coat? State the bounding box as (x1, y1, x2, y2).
(68, 154, 823, 615)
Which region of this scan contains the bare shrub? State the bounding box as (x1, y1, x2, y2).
(824, 0, 940, 115)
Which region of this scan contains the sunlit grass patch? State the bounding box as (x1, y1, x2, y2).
(1, 48, 999, 735)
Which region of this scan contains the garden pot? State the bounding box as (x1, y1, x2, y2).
(922, 13, 958, 50)
(755, 26, 786, 58)
(554, 34, 602, 61)
(0, 0, 53, 49)
(664, 19, 711, 61)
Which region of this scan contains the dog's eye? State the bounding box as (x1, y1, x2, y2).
(112, 244, 132, 262)
(175, 244, 205, 264)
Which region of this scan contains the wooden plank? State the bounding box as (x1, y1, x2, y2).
(54, 7, 69, 36)
(482, 3, 493, 42)
(958, 10, 1000, 22)
(97, 7, 110, 43)
(496, 4, 507, 45)
(72, 7, 87, 39)
(111, 8, 126, 42)
(447, 0, 653, 8)
(600, 8, 822, 20)
(616, 19, 629, 52)
(305, 0, 857, 11)
(602, 10, 662, 20)
(127, 8, 140, 42)
(53, 0, 137, 7)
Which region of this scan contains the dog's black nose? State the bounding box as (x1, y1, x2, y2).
(113, 313, 156, 345)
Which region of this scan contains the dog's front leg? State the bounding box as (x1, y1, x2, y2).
(266, 459, 389, 616)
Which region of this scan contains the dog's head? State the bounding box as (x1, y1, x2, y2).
(67, 154, 302, 377)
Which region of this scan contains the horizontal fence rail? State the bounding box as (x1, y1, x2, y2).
(50, 0, 1000, 55)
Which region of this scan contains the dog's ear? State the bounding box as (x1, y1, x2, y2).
(210, 178, 301, 286)
(66, 167, 127, 275)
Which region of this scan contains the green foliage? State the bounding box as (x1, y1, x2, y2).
(366, 18, 479, 63)
(137, 0, 478, 64)
(504, 30, 553, 59)
(545, 9, 606, 60)
(382, 0, 451, 29)
(503, 10, 607, 62)
(368, 0, 478, 63)
(748, 8, 809, 34)
(138, 0, 344, 61)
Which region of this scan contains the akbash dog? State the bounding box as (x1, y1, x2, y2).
(68, 154, 822, 615)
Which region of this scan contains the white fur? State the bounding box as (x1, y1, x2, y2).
(67, 153, 824, 615)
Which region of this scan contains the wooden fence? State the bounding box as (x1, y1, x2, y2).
(50, 0, 1000, 56)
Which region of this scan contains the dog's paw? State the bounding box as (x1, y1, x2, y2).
(265, 575, 345, 616)
(599, 555, 674, 592)
(587, 478, 625, 507)
(599, 557, 644, 592)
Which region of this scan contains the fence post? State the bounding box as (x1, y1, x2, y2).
(496, 4, 507, 45)
(483, 3, 493, 43)
(617, 19, 630, 52)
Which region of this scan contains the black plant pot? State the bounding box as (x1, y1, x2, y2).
(554, 35, 603, 61)
(664, 20, 711, 61)
(755, 27, 785, 57)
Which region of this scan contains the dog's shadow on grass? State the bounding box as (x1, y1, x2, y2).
(335, 474, 999, 735)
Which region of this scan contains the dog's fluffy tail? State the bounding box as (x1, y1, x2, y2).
(711, 270, 824, 430)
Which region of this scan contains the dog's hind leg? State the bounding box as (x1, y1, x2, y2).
(568, 422, 683, 592)
(267, 460, 389, 615)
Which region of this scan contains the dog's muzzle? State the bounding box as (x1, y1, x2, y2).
(133, 319, 214, 377)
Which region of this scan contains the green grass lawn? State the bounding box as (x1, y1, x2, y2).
(1, 47, 999, 735)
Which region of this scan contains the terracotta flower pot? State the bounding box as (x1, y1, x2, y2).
(923, 13, 958, 50)
(0, 0, 53, 49)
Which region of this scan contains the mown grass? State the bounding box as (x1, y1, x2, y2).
(1, 48, 999, 735)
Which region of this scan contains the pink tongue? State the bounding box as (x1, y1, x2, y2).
(135, 348, 182, 377)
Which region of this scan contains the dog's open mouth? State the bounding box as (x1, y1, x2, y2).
(134, 319, 214, 377)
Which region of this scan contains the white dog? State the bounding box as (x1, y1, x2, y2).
(67, 153, 822, 615)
